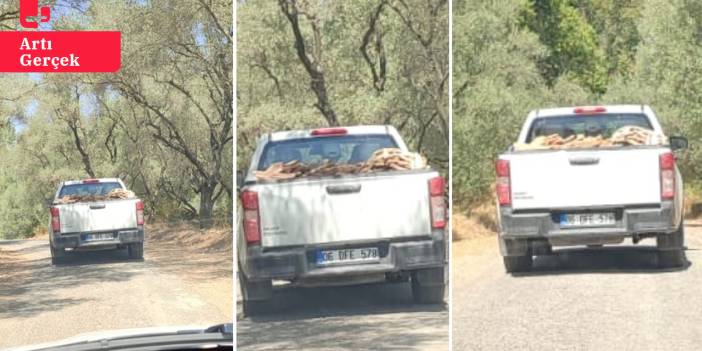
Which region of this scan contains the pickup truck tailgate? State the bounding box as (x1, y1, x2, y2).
(255, 172, 435, 248)
(59, 200, 138, 233)
(508, 148, 663, 210)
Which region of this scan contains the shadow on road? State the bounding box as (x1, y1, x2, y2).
(512, 246, 692, 277)
(237, 281, 447, 350)
(147, 246, 231, 283)
(0, 242, 142, 318)
(244, 281, 446, 322)
(55, 248, 143, 267)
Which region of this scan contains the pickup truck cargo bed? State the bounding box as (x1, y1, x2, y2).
(506, 147, 664, 210)
(254, 170, 434, 248)
(57, 199, 139, 233)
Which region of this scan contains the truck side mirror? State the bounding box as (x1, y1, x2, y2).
(236, 170, 245, 191)
(670, 136, 688, 151)
(43, 198, 53, 208)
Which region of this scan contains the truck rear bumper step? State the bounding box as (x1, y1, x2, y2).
(52, 229, 144, 249)
(241, 237, 445, 281)
(499, 203, 677, 240)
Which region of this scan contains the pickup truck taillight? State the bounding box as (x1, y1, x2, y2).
(496, 159, 511, 206)
(136, 200, 145, 226)
(660, 152, 675, 200)
(241, 190, 261, 244)
(428, 177, 446, 229)
(50, 207, 60, 233)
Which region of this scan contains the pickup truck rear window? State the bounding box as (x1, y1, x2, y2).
(258, 134, 398, 170)
(526, 114, 653, 143)
(59, 182, 123, 198)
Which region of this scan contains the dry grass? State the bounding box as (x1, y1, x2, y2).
(684, 189, 702, 219)
(29, 227, 49, 241)
(452, 200, 498, 242)
(146, 221, 232, 253)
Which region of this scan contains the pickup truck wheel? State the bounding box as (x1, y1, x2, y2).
(128, 242, 144, 259)
(50, 244, 66, 265)
(243, 299, 272, 317)
(503, 255, 532, 273)
(658, 250, 684, 268)
(239, 271, 273, 316)
(411, 267, 445, 304)
(657, 224, 685, 268)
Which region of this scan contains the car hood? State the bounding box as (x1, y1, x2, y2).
(4, 324, 227, 351)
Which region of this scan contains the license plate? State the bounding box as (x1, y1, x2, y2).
(316, 247, 379, 266)
(560, 213, 615, 227)
(83, 233, 114, 241)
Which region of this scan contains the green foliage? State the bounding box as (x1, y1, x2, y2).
(522, 0, 609, 94)
(571, 0, 642, 77)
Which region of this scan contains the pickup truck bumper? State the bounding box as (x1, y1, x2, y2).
(499, 203, 678, 256)
(52, 228, 144, 250)
(240, 232, 445, 283)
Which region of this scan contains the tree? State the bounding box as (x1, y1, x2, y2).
(102, 0, 233, 227)
(522, 0, 608, 94)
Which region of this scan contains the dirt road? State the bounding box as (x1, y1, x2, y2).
(0, 226, 232, 349)
(236, 276, 448, 350)
(452, 222, 702, 350)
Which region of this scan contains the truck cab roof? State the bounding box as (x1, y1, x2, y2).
(518, 105, 664, 143)
(61, 178, 124, 186)
(528, 105, 651, 119)
(247, 125, 409, 181)
(267, 125, 399, 142)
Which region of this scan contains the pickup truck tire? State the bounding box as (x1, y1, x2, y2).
(50, 244, 66, 265)
(657, 224, 685, 268)
(128, 242, 144, 259)
(503, 255, 533, 273)
(411, 267, 445, 304)
(238, 271, 273, 316)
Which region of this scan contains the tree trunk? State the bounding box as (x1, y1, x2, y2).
(199, 182, 216, 229)
(226, 189, 233, 226)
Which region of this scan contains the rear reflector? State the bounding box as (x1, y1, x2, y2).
(660, 152, 675, 170)
(495, 159, 510, 177)
(50, 207, 60, 233)
(310, 128, 348, 136)
(136, 200, 145, 226)
(241, 191, 259, 210)
(573, 106, 607, 114)
(428, 177, 446, 229)
(241, 191, 261, 244)
(428, 176, 445, 196)
(660, 152, 675, 200)
(82, 179, 100, 184)
(495, 159, 511, 206)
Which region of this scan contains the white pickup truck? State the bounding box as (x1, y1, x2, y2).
(237, 125, 446, 315)
(496, 105, 688, 272)
(49, 178, 145, 264)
